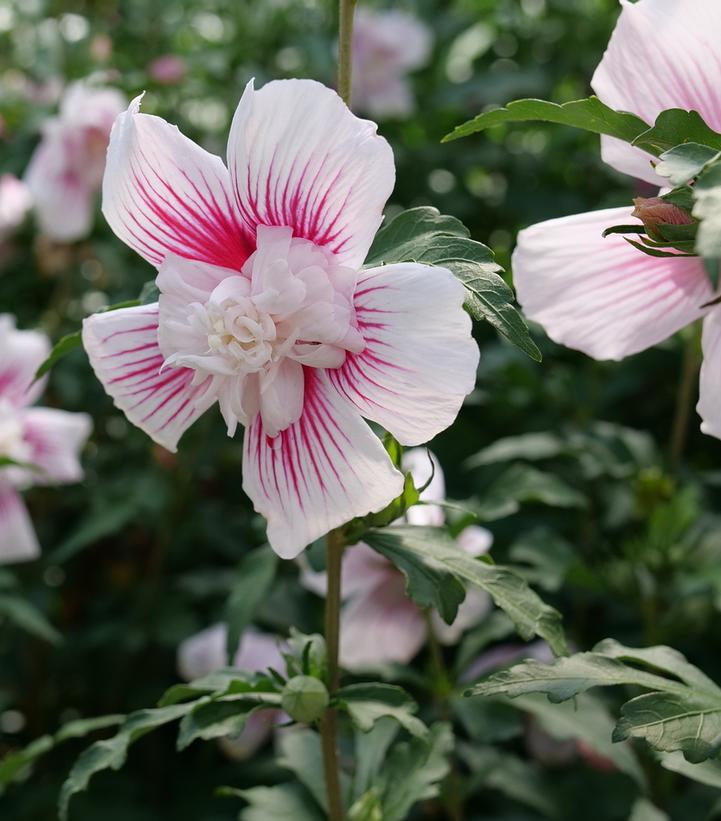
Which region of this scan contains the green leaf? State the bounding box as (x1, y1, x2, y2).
(374, 723, 453, 821)
(348, 789, 384, 821)
(632, 109, 721, 156)
(158, 668, 258, 707)
(465, 432, 565, 467)
(614, 692, 721, 763)
(472, 464, 587, 520)
(466, 652, 678, 701)
(367, 526, 567, 655)
(365, 207, 540, 361)
(239, 784, 325, 821)
(34, 331, 82, 381)
(655, 142, 721, 185)
(0, 594, 62, 644)
(337, 683, 427, 738)
(364, 529, 466, 625)
(277, 729, 350, 814)
(176, 694, 279, 751)
(659, 751, 721, 789)
(443, 96, 649, 144)
(353, 718, 400, 801)
(508, 528, 575, 592)
(224, 546, 278, 662)
(693, 161, 721, 258)
(59, 703, 196, 820)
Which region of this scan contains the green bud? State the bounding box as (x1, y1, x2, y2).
(281, 675, 329, 723)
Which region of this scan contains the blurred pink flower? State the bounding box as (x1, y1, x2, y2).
(177, 623, 286, 759)
(0, 175, 32, 242)
(351, 8, 432, 118)
(303, 449, 493, 670)
(0, 315, 92, 564)
(512, 0, 721, 438)
(24, 81, 126, 242)
(148, 55, 186, 85)
(82, 79, 478, 559)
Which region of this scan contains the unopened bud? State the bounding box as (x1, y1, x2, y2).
(632, 197, 694, 232)
(281, 675, 329, 723)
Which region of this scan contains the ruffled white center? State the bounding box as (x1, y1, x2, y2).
(161, 225, 364, 437)
(0, 400, 28, 465)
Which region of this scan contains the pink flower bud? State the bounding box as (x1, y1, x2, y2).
(148, 55, 186, 85)
(632, 196, 693, 231)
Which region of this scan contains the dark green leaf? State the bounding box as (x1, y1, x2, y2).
(655, 142, 721, 185)
(633, 109, 721, 156)
(337, 683, 427, 737)
(0, 594, 62, 645)
(239, 784, 325, 821)
(444, 96, 648, 144)
(34, 332, 82, 381)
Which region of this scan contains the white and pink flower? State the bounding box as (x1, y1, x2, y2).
(0, 315, 92, 563)
(0, 174, 32, 243)
(351, 8, 432, 119)
(177, 623, 285, 759)
(82, 79, 479, 558)
(512, 0, 721, 437)
(25, 81, 126, 242)
(303, 449, 493, 670)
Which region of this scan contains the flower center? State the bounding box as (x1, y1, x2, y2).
(0, 400, 29, 466)
(159, 225, 365, 437)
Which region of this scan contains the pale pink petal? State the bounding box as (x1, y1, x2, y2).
(0, 486, 40, 564)
(59, 83, 127, 133)
(698, 308, 721, 440)
(457, 525, 493, 558)
(329, 263, 478, 446)
(242, 369, 404, 559)
(433, 588, 491, 646)
(513, 207, 711, 360)
(82, 303, 216, 452)
(227, 79, 395, 268)
(19, 408, 91, 485)
(177, 623, 228, 681)
(102, 95, 252, 269)
(234, 628, 286, 673)
(592, 0, 721, 184)
(340, 573, 427, 669)
(0, 315, 50, 408)
(0, 174, 32, 241)
(219, 711, 277, 760)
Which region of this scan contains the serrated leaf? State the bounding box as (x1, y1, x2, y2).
(158, 668, 258, 707)
(444, 96, 648, 144)
(632, 109, 721, 156)
(655, 142, 721, 185)
(693, 161, 721, 258)
(659, 751, 721, 789)
(465, 432, 565, 467)
(59, 703, 196, 820)
(366, 207, 468, 265)
(239, 784, 325, 821)
(364, 528, 466, 624)
(366, 526, 566, 655)
(0, 594, 62, 645)
(176, 695, 279, 751)
(337, 684, 427, 738)
(614, 692, 721, 764)
(224, 546, 278, 662)
(348, 789, 384, 821)
(353, 718, 400, 801)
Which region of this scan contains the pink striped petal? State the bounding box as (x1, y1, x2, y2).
(19, 408, 91, 485)
(329, 263, 478, 446)
(301, 541, 399, 599)
(102, 95, 252, 269)
(242, 369, 404, 559)
(513, 207, 711, 360)
(592, 0, 721, 184)
(227, 79, 395, 268)
(340, 572, 427, 669)
(0, 486, 40, 564)
(0, 315, 50, 408)
(82, 303, 215, 452)
(698, 308, 721, 440)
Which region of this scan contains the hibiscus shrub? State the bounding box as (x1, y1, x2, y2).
(4, 2, 721, 821)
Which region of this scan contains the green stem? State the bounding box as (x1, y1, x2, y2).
(337, 0, 357, 106)
(669, 324, 702, 471)
(321, 529, 345, 821)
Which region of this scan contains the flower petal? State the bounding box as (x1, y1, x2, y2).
(301, 541, 399, 599)
(0, 315, 50, 408)
(698, 308, 721, 440)
(82, 303, 215, 452)
(433, 588, 491, 646)
(227, 79, 395, 268)
(340, 573, 427, 669)
(328, 263, 478, 446)
(242, 369, 404, 559)
(102, 95, 252, 269)
(20, 408, 92, 485)
(513, 207, 711, 360)
(0, 486, 40, 564)
(592, 0, 721, 184)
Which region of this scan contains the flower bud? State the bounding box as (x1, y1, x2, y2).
(281, 675, 329, 723)
(632, 197, 694, 232)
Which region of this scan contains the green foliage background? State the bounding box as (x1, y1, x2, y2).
(3, 1, 721, 819)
